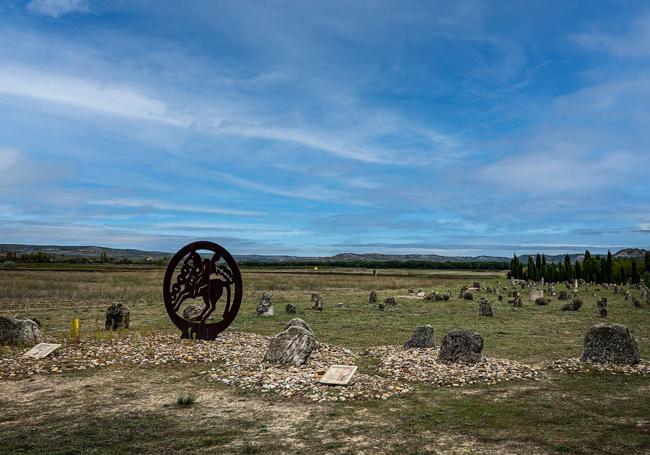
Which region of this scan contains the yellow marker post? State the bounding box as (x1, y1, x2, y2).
(313, 266, 318, 271)
(70, 318, 80, 342)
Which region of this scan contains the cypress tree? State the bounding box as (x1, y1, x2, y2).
(564, 255, 572, 280)
(632, 261, 639, 284)
(645, 251, 650, 273)
(606, 250, 613, 283)
(527, 256, 536, 281)
(575, 260, 581, 280)
(599, 257, 607, 283)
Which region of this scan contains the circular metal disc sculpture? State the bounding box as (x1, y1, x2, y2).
(163, 241, 242, 340)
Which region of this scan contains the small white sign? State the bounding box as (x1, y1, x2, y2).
(23, 343, 61, 359)
(319, 365, 358, 385)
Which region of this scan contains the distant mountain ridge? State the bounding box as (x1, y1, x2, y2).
(1, 244, 646, 263)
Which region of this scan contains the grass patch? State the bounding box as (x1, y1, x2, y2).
(176, 393, 196, 406)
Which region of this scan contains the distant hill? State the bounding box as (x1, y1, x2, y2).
(0, 244, 170, 259)
(0, 244, 646, 263)
(613, 248, 648, 258)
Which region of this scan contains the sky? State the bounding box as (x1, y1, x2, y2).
(0, 0, 649, 257)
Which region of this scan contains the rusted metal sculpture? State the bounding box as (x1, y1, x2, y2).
(163, 241, 242, 340)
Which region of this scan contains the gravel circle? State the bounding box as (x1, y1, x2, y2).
(366, 346, 540, 386)
(1, 332, 547, 401)
(547, 358, 650, 375)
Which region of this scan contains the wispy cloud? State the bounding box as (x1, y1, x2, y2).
(211, 171, 351, 202)
(572, 12, 650, 58)
(0, 66, 190, 126)
(480, 149, 635, 193)
(26, 0, 89, 18)
(88, 199, 265, 217)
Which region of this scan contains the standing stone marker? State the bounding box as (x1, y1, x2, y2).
(319, 365, 358, 385)
(437, 330, 484, 364)
(310, 293, 324, 311)
(264, 319, 316, 366)
(478, 298, 493, 317)
(0, 316, 43, 346)
(183, 303, 204, 321)
(404, 325, 435, 348)
(581, 323, 640, 364)
(105, 303, 131, 330)
(256, 292, 274, 317)
(597, 297, 608, 318)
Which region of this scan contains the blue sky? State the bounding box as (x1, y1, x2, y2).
(0, 0, 649, 257)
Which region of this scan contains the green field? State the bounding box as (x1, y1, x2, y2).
(1, 267, 649, 454)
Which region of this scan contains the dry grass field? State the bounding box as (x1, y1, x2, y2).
(1, 267, 650, 454)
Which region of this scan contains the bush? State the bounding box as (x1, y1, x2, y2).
(571, 297, 583, 310)
(176, 393, 195, 406)
(558, 290, 569, 300)
(534, 297, 548, 305)
(463, 292, 474, 301)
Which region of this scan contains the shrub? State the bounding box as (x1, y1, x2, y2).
(534, 297, 548, 305)
(176, 393, 195, 406)
(463, 292, 473, 301)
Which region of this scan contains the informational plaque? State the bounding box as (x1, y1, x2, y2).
(319, 365, 358, 385)
(23, 343, 61, 359)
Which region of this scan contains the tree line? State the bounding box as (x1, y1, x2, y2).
(509, 250, 650, 284)
(239, 259, 510, 270)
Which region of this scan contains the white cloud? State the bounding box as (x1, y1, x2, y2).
(0, 66, 190, 126)
(480, 149, 635, 193)
(26, 0, 89, 18)
(87, 198, 265, 217)
(0, 148, 20, 173)
(212, 171, 347, 202)
(572, 13, 650, 58)
(212, 122, 390, 164)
